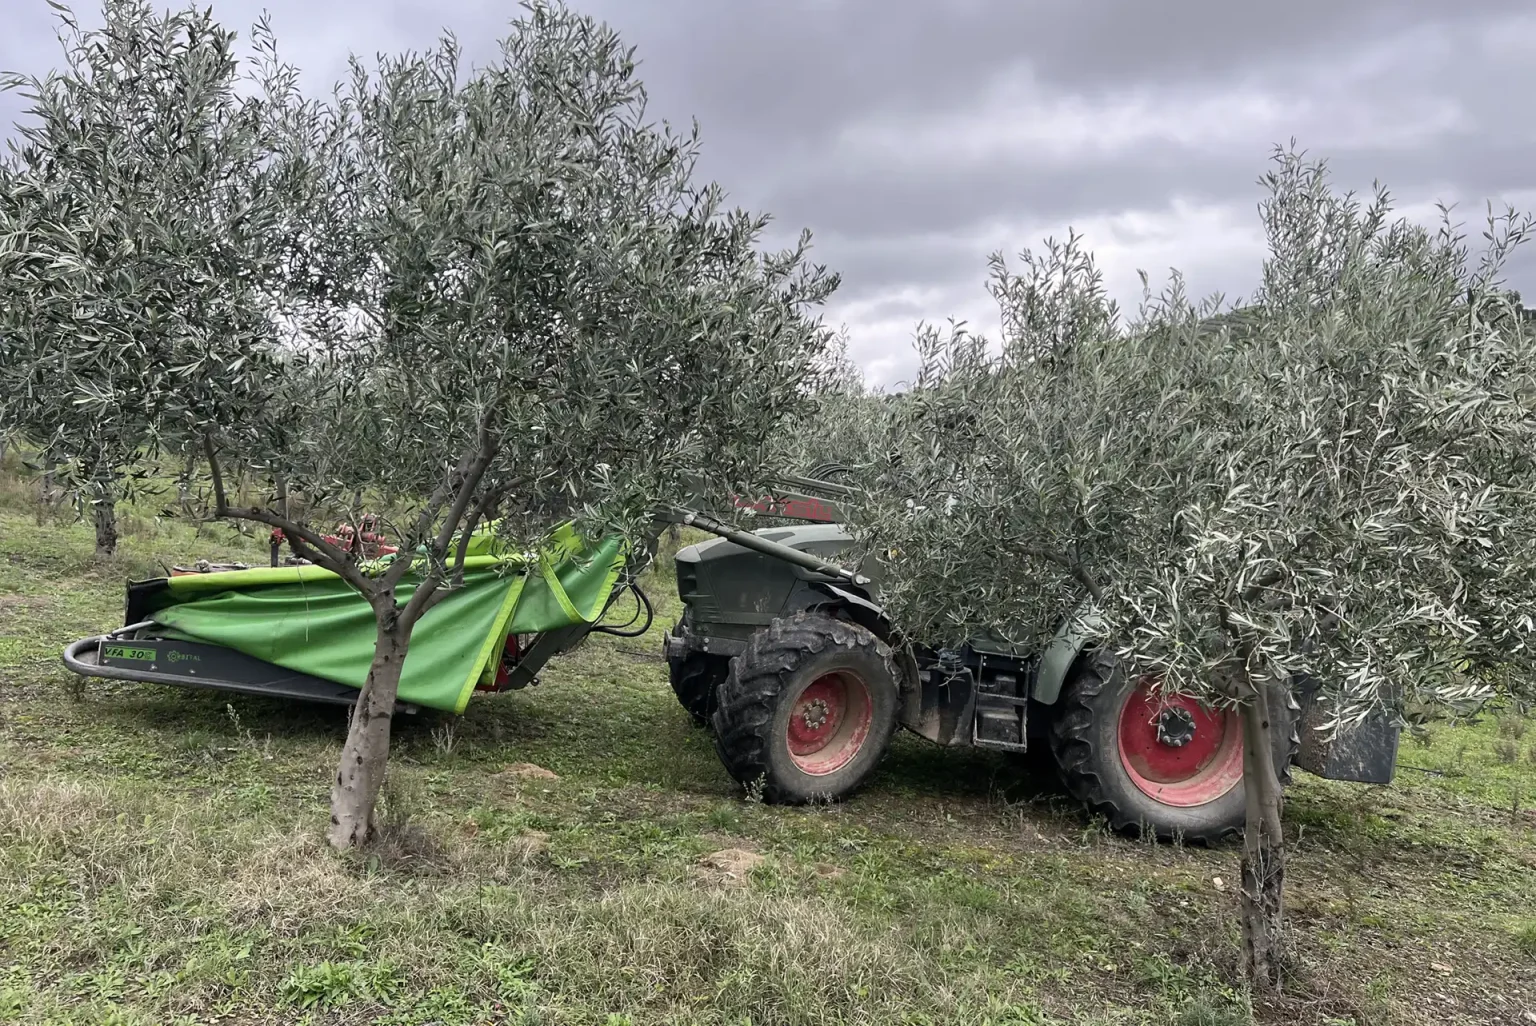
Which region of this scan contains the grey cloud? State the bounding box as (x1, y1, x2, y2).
(580, 0, 1530, 144)
(760, 145, 1265, 244)
(783, 130, 1536, 275)
(4, 0, 1534, 386)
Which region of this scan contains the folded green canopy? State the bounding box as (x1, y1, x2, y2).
(131, 523, 626, 713)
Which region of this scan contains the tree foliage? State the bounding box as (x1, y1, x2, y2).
(200, 1, 843, 556)
(0, 0, 303, 553)
(854, 151, 1536, 720)
(3, 0, 841, 847)
(769, 329, 901, 479)
(843, 147, 1536, 987)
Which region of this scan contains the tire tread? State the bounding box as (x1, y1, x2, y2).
(711, 612, 898, 804)
(1048, 649, 1301, 845)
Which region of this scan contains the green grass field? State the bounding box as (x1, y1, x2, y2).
(1, 465, 1533, 1025)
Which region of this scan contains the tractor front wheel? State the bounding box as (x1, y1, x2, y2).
(711, 613, 900, 804)
(1050, 648, 1299, 844)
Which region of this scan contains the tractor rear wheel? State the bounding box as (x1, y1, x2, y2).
(668, 652, 731, 727)
(1050, 648, 1299, 844)
(711, 612, 900, 804)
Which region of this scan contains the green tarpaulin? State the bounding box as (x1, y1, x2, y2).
(134, 524, 626, 713)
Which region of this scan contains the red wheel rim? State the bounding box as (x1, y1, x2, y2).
(786, 671, 873, 776)
(1117, 675, 1244, 807)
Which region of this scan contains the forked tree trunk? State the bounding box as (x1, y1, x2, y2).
(318, 430, 493, 850)
(327, 614, 411, 849)
(92, 496, 118, 558)
(1238, 679, 1287, 992)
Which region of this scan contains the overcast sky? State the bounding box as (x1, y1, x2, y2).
(5, 1, 1534, 387)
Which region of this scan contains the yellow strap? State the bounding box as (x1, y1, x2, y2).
(454, 573, 529, 714)
(540, 553, 583, 623)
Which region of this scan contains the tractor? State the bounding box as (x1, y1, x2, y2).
(664, 470, 1403, 842)
(58, 467, 1399, 843)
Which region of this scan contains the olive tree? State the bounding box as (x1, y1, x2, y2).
(0, 156, 17, 470)
(0, 0, 301, 555)
(194, 3, 840, 848)
(6, 0, 839, 849)
(846, 150, 1536, 991)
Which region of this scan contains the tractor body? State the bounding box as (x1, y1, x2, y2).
(663, 519, 1077, 751)
(664, 477, 1403, 842)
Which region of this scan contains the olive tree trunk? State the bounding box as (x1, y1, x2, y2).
(177, 450, 197, 516)
(327, 610, 411, 849)
(1238, 678, 1287, 992)
(92, 494, 118, 558)
(37, 461, 62, 524)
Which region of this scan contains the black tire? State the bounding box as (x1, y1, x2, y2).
(668, 652, 731, 727)
(1049, 648, 1300, 844)
(711, 612, 900, 804)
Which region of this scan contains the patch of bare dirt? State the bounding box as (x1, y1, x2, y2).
(695, 847, 765, 887)
(500, 761, 559, 781)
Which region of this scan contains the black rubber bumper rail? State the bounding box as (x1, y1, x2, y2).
(60, 629, 413, 711)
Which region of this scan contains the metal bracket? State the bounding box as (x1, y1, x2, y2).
(498, 623, 592, 690)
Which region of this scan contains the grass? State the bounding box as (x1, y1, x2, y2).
(1, 461, 1534, 1025)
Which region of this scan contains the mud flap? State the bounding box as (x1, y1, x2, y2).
(1291, 675, 1401, 784)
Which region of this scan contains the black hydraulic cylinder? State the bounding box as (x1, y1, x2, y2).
(670, 508, 870, 587)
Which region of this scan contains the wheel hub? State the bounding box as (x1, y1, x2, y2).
(1156, 707, 1197, 748)
(785, 672, 874, 777)
(1116, 675, 1245, 807)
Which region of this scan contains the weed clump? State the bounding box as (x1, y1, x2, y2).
(1498, 715, 1529, 741)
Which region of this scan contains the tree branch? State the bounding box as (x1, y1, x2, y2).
(378, 542, 420, 592)
(431, 414, 499, 558)
(386, 414, 500, 605)
(377, 420, 494, 592)
(224, 501, 378, 595)
(202, 433, 226, 512)
(1238, 530, 1321, 605)
(404, 475, 534, 626)
(450, 490, 501, 583)
(379, 493, 444, 591)
(397, 454, 501, 628)
(397, 562, 445, 628)
(203, 433, 375, 594)
(1021, 546, 1105, 605)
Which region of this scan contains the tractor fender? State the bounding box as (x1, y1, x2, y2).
(812, 581, 887, 627)
(809, 582, 921, 701)
(1031, 604, 1107, 705)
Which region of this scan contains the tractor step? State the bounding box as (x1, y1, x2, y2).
(972, 694, 1029, 751)
(970, 660, 1029, 752)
